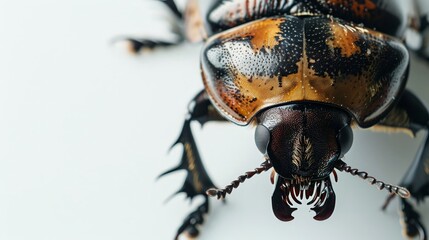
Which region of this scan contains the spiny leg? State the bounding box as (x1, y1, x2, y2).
(160, 90, 227, 239)
(372, 90, 429, 239)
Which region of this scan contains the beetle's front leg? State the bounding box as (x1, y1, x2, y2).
(160, 90, 227, 239)
(373, 90, 429, 239)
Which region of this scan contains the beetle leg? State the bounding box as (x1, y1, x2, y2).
(115, 0, 185, 54)
(371, 89, 429, 239)
(158, 0, 183, 19)
(407, 0, 429, 61)
(399, 198, 427, 240)
(160, 90, 227, 239)
(415, 0, 429, 61)
(117, 0, 206, 53)
(118, 37, 183, 54)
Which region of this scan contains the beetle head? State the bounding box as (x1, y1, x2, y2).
(255, 103, 352, 180)
(208, 103, 409, 221)
(255, 103, 353, 221)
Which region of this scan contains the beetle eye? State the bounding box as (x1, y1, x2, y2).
(337, 125, 353, 158)
(255, 124, 270, 154)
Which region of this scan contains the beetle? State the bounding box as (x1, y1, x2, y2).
(118, 0, 429, 239)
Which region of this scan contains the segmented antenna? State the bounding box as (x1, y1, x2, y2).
(206, 159, 273, 199)
(335, 160, 410, 199)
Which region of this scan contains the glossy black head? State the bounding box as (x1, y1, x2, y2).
(255, 103, 353, 182)
(255, 103, 353, 221)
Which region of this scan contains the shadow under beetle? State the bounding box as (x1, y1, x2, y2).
(119, 0, 429, 239)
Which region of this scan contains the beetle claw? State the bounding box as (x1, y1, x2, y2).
(272, 176, 336, 222)
(311, 178, 336, 221)
(272, 177, 297, 221)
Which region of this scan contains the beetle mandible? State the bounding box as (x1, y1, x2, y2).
(118, 0, 429, 239)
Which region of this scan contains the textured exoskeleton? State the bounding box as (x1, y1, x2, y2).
(120, 0, 429, 239)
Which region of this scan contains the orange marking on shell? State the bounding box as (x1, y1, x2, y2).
(213, 64, 304, 122)
(326, 23, 361, 57)
(305, 67, 373, 114)
(202, 17, 407, 127)
(218, 18, 285, 52)
(248, 18, 285, 51)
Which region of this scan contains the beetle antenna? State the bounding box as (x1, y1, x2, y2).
(335, 160, 410, 199)
(206, 159, 272, 199)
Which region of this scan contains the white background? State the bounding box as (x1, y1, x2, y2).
(0, 1, 428, 240)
